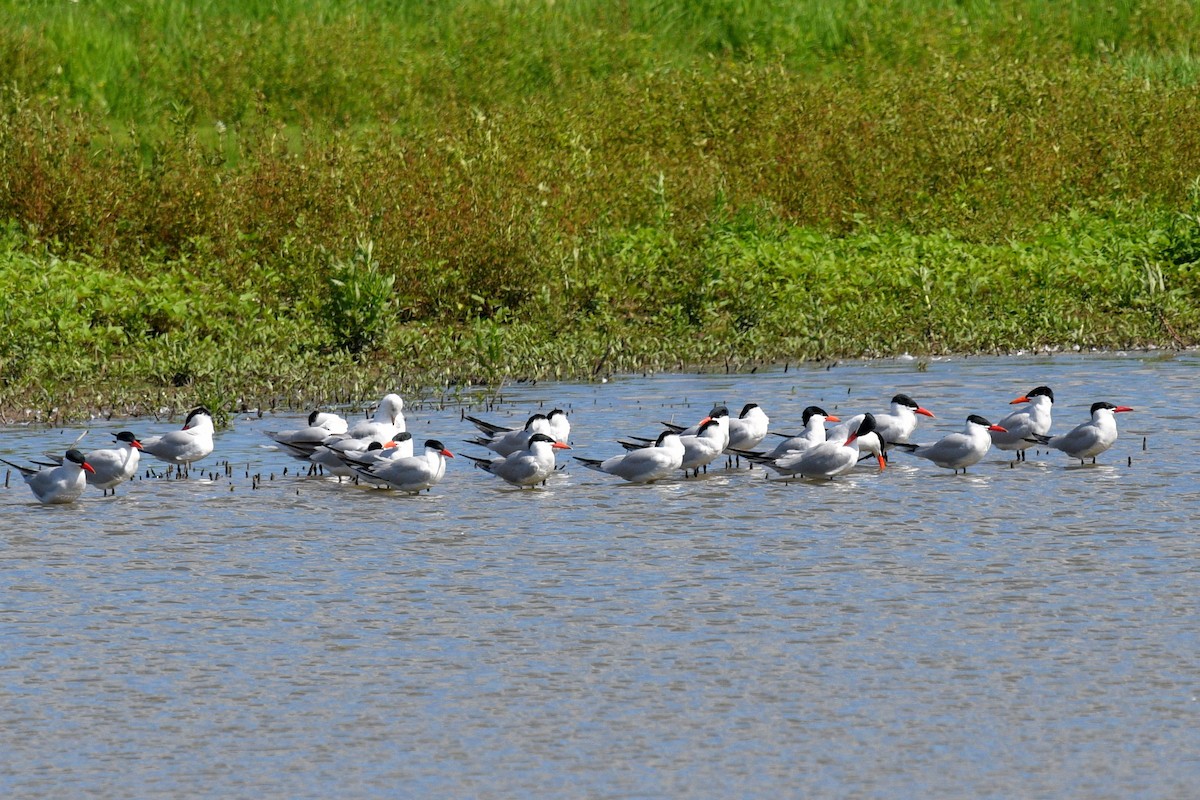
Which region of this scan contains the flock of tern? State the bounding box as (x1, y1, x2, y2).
(1, 386, 1134, 505)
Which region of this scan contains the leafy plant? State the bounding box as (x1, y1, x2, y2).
(323, 239, 395, 356)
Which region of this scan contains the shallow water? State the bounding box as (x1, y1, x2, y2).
(2, 352, 1198, 798)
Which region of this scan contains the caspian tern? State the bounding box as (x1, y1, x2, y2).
(468, 409, 571, 445)
(78, 431, 143, 495)
(265, 410, 351, 460)
(990, 386, 1053, 461)
(337, 433, 415, 470)
(726, 403, 770, 452)
(660, 405, 731, 438)
(574, 431, 685, 483)
(465, 413, 553, 456)
(351, 438, 453, 493)
(309, 411, 349, 435)
(286, 421, 401, 476)
(765, 413, 879, 480)
(1, 448, 96, 504)
(892, 414, 1007, 473)
(746, 406, 840, 460)
(626, 411, 728, 476)
(309, 432, 406, 479)
(462, 433, 571, 487)
(676, 417, 728, 476)
(827, 413, 886, 470)
(546, 409, 571, 445)
(1028, 402, 1133, 464)
(874, 394, 935, 451)
(41, 430, 144, 495)
(332, 435, 415, 485)
(346, 393, 406, 440)
(141, 406, 215, 466)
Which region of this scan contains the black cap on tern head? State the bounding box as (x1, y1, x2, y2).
(738, 403, 759, 418)
(366, 441, 384, 451)
(307, 409, 320, 426)
(891, 394, 918, 409)
(393, 431, 413, 441)
(424, 439, 448, 451)
(966, 414, 993, 427)
(184, 406, 212, 427)
(801, 406, 830, 424)
(708, 405, 730, 418)
(548, 409, 566, 419)
(856, 413, 877, 436)
(1027, 386, 1054, 402)
(527, 433, 556, 445)
(523, 413, 548, 429)
(655, 430, 676, 446)
(65, 449, 88, 465)
(1090, 401, 1116, 414)
(114, 431, 139, 443)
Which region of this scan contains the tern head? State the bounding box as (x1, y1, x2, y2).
(892, 393, 934, 417)
(375, 394, 405, 423)
(523, 413, 550, 431)
(183, 406, 213, 430)
(65, 449, 96, 473)
(182, 410, 211, 429)
(114, 431, 143, 449)
(1091, 401, 1133, 415)
(801, 406, 838, 425)
(968, 414, 1007, 433)
(528, 432, 571, 450)
(547, 409, 567, 420)
(738, 403, 759, 418)
(424, 439, 454, 458)
(1012, 386, 1054, 405)
(845, 413, 877, 446)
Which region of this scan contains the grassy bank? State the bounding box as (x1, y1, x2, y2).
(1, 1, 1199, 420)
(3, 201, 1195, 423)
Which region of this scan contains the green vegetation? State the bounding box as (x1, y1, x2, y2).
(1, 0, 1199, 420)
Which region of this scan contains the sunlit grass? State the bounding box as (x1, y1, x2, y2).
(1, 1, 1200, 417)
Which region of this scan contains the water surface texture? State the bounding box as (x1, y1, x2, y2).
(2, 353, 1198, 798)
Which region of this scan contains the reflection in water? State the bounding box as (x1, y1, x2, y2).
(1, 352, 1199, 798)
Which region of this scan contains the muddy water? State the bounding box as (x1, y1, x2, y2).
(2, 352, 1197, 798)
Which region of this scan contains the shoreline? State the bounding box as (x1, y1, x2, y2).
(0, 344, 1181, 428)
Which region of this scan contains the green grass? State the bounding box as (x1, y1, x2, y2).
(1, 1, 1199, 419)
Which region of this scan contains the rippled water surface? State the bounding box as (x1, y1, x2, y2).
(2, 353, 1198, 798)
